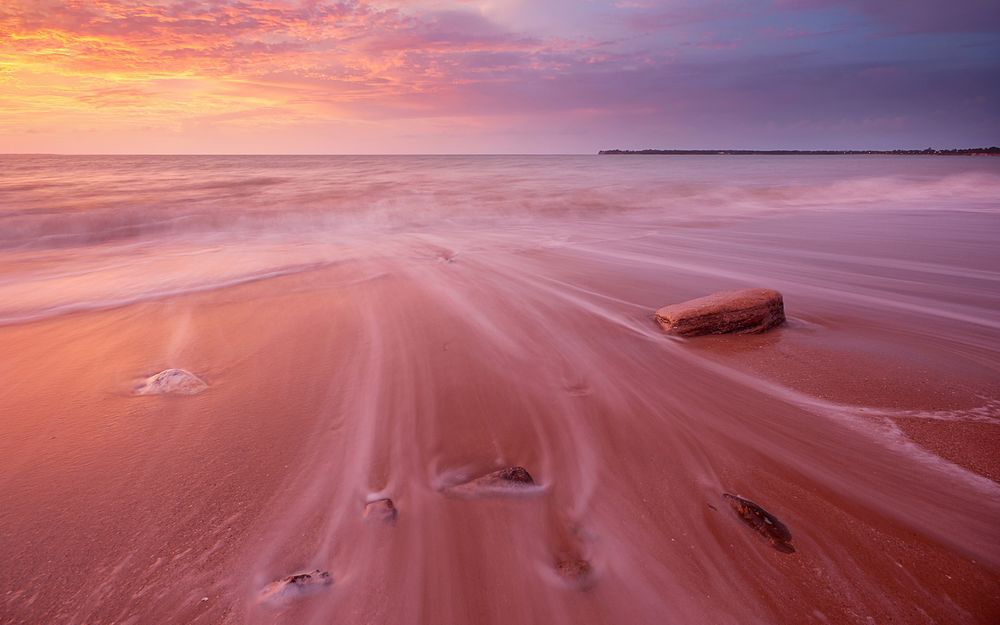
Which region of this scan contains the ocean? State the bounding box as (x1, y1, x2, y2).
(2, 154, 998, 325)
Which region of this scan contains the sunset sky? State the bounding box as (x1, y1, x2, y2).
(1, 0, 998, 153)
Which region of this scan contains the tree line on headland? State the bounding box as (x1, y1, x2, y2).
(598, 147, 1000, 156)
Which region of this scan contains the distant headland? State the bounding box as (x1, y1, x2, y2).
(598, 147, 1000, 156)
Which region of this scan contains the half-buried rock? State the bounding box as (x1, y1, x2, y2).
(133, 369, 207, 396)
(555, 557, 595, 590)
(364, 498, 398, 524)
(258, 569, 332, 604)
(443, 466, 542, 497)
(655, 288, 785, 336)
(722, 493, 795, 554)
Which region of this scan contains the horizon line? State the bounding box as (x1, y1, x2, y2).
(1, 146, 998, 157)
(0, 152, 595, 157)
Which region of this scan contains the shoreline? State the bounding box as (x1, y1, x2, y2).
(599, 147, 1000, 156)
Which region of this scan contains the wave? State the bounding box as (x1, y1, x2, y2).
(1, 156, 997, 252)
(0, 155, 997, 325)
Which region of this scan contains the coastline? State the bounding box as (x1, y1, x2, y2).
(599, 147, 1000, 156)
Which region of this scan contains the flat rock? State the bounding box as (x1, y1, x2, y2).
(258, 569, 332, 604)
(655, 288, 785, 336)
(364, 498, 398, 524)
(722, 493, 795, 553)
(443, 466, 542, 497)
(133, 369, 207, 396)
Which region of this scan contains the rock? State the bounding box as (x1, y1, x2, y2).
(488, 466, 535, 484)
(133, 369, 207, 396)
(655, 288, 785, 336)
(443, 466, 541, 497)
(555, 557, 595, 589)
(722, 493, 795, 553)
(364, 498, 398, 524)
(258, 569, 332, 604)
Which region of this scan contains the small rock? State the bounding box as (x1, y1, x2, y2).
(490, 466, 534, 484)
(258, 569, 332, 604)
(443, 466, 541, 497)
(655, 288, 785, 336)
(364, 498, 398, 524)
(134, 369, 207, 396)
(555, 557, 594, 589)
(722, 493, 795, 553)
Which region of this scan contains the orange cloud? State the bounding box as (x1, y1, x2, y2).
(0, 0, 576, 150)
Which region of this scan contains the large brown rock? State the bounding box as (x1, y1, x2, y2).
(655, 288, 785, 336)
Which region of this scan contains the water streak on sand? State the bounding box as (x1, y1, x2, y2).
(1, 155, 999, 625)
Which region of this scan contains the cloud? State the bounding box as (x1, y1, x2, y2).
(775, 0, 1000, 34)
(0, 0, 997, 152)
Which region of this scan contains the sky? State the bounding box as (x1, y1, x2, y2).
(1, 0, 998, 153)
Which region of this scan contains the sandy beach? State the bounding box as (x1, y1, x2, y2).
(1, 156, 999, 624)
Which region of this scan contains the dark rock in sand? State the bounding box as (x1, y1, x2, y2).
(133, 368, 207, 396)
(364, 498, 398, 524)
(258, 569, 332, 604)
(722, 493, 795, 553)
(443, 466, 541, 497)
(491, 466, 534, 484)
(555, 557, 595, 589)
(655, 288, 785, 336)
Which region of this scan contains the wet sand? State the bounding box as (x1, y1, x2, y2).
(1, 208, 999, 625)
